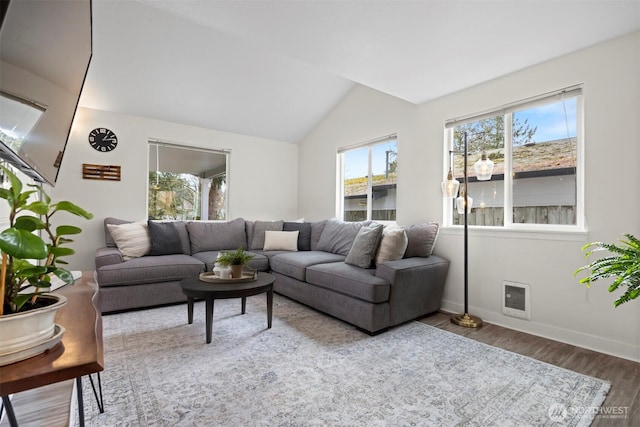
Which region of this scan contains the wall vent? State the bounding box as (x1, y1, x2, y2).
(502, 281, 531, 320)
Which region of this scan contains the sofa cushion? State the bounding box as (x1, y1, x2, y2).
(187, 218, 247, 253)
(403, 222, 440, 258)
(250, 220, 284, 250)
(247, 253, 269, 272)
(263, 230, 299, 251)
(245, 220, 255, 249)
(148, 221, 183, 255)
(191, 250, 269, 272)
(269, 251, 346, 281)
(96, 254, 205, 287)
(306, 262, 390, 304)
(106, 222, 151, 260)
(345, 223, 383, 268)
(283, 221, 311, 251)
(375, 225, 408, 265)
(315, 219, 369, 256)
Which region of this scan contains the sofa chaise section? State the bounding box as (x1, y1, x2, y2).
(96, 250, 205, 312)
(273, 253, 449, 334)
(271, 271, 392, 333)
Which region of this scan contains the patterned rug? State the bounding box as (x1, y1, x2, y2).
(77, 294, 609, 426)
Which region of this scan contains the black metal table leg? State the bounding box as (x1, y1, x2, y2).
(1, 395, 18, 427)
(241, 296, 246, 314)
(88, 372, 104, 413)
(76, 377, 85, 427)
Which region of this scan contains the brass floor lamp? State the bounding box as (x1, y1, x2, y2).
(441, 131, 493, 328)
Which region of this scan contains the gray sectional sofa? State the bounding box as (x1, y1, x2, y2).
(95, 217, 450, 334)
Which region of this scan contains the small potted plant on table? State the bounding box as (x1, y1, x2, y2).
(216, 248, 255, 279)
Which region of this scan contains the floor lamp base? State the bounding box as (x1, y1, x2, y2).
(450, 313, 483, 328)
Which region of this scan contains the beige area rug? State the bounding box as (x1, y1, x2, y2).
(77, 294, 609, 426)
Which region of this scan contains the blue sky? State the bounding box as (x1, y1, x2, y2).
(344, 140, 397, 180)
(515, 98, 577, 142)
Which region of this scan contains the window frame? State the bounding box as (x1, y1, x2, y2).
(147, 140, 230, 221)
(442, 86, 586, 234)
(337, 134, 398, 223)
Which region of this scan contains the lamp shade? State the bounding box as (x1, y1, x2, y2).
(474, 152, 494, 181)
(441, 169, 460, 198)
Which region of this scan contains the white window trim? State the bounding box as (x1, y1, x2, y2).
(439, 225, 588, 242)
(442, 86, 586, 234)
(335, 153, 344, 219)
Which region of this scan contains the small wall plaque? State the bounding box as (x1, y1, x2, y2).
(82, 164, 121, 181)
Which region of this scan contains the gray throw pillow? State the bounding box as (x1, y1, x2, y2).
(403, 222, 440, 258)
(283, 221, 311, 251)
(315, 219, 369, 256)
(173, 221, 192, 255)
(148, 221, 182, 255)
(250, 220, 284, 250)
(310, 220, 328, 250)
(345, 223, 384, 268)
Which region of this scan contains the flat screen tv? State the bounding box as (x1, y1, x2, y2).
(0, 0, 92, 185)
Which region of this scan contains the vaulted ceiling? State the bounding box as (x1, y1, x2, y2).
(79, 0, 640, 143)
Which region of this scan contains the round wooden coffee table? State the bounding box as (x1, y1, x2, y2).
(180, 272, 275, 344)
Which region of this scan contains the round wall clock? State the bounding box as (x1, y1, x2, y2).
(88, 128, 118, 152)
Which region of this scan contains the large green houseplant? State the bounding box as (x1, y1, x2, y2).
(0, 165, 93, 315)
(574, 234, 640, 307)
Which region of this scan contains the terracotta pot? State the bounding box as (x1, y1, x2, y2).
(0, 293, 67, 365)
(230, 264, 244, 278)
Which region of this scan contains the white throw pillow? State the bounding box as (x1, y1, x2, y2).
(263, 230, 299, 251)
(107, 222, 151, 260)
(375, 225, 408, 265)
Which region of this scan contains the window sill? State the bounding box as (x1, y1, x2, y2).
(439, 225, 589, 242)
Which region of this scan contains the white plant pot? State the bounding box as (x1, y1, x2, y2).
(0, 293, 67, 365)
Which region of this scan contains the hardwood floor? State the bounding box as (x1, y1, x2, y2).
(0, 380, 75, 427)
(419, 312, 640, 427)
(2, 313, 637, 426)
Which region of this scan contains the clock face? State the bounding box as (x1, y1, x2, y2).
(88, 128, 118, 152)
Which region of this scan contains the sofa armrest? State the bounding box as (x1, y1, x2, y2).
(375, 255, 450, 325)
(95, 246, 124, 269)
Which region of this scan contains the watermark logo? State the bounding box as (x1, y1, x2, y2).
(547, 403, 629, 422)
(548, 403, 568, 422)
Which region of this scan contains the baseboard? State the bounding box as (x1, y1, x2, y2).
(441, 299, 640, 363)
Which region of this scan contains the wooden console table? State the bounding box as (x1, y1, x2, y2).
(0, 272, 104, 426)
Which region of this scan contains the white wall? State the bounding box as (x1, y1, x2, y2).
(50, 107, 299, 272)
(299, 85, 428, 223)
(299, 32, 640, 361)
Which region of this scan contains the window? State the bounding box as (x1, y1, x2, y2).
(444, 87, 583, 229)
(148, 141, 228, 220)
(338, 135, 397, 222)
(0, 91, 45, 153)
